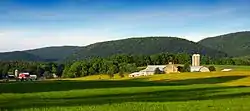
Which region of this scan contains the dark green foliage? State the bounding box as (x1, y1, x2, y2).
(56, 64, 64, 77)
(0, 61, 65, 79)
(183, 63, 190, 72)
(208, 66, 216, 72)
(36, 66, 45, 77)
(67, 62, 82, 78)
(199, 31, 250, 57)
(178, 65, 190, 73)
(0, 46, 79, 62)
(66, 37, 227, 61)
(119, 72, 125, 78)
(61, 52, 250, 78)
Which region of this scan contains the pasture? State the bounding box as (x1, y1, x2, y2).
(1, 65, 250, 111)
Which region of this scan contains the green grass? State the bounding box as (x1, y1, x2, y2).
(1, 74, 250, 111)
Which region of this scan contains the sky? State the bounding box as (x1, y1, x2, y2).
(0, 0, 250, 52)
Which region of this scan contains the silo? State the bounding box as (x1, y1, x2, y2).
(15, 69, 18, 77)
(192, 54, 200, 66)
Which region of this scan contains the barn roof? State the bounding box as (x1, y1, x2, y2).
(141, 65, 167, 72)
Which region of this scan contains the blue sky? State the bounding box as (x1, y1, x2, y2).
(0, 0, 250, 52)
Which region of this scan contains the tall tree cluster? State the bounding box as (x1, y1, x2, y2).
(0, 61, 64, 79)
(1, 52, 250, 79)
(63, 53, 250, 78)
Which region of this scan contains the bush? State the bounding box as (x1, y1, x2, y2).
(208, 66, 216, 71)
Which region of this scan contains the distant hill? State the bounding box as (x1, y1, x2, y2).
(25, 46, 80, 61)
(198, 31, 250, 57)
(66, 37, 227, 61)
(0, 51, 43, 61)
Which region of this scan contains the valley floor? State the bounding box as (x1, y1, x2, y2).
(1, 70, 250, 111)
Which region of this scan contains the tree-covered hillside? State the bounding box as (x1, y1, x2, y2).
(198, 31, 250, 57)
(66, 37, 227, 61)
(0, 51, 44, 61)
(26, 46, 80, 61)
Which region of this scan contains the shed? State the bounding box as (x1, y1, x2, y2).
(221, 69, 232, 72)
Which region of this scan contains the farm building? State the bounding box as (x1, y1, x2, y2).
(129, 65, 166, 77)
(190, 66, 210, 72)
(164, 62, 179, 74)
(129, 63, 179, 77)
(140, 65, 167, 75)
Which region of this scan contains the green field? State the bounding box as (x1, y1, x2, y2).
(1, 66, 250, 111)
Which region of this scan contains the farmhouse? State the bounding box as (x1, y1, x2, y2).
(164, 62, 179, 74)
(190, 66, 210, 72)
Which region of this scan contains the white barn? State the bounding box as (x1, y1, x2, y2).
(190, 66, 210, 72)
(129, 65, 167, 77)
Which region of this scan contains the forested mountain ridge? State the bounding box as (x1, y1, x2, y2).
(2, 31, 250, 62)
(198, 31, 250, 57)
(25, 46, 80, 62)
(0, 51, 44, 61)
(66, 37, 227, 61)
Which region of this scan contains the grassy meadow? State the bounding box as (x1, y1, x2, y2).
(1, 65, 250, 111)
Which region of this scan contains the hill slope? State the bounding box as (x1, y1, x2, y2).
(0, 51, 43, 61)
(198, 31, 250, 57)
(66, 37, 227, 61)
(26, 46, 80, 61)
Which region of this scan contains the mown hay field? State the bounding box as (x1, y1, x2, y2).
(1, 65, 250, 111)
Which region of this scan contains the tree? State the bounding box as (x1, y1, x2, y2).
(0, 67, 3, 79)
(44, 71, 53, 79)
(80, 61, 89, 76)
(36, 66, 45, 77)
(62, 65, 71, 78)
(107, 64, 118, 78)
(208, 66, 216, 72)
(68, 62, 82, 78)
(118, 72, 125, 78)
(183, 63, 190, 72)
(26, 65, 37, 75)
(56, 64, 65, 77)
(51, 64, 57, 75)
(2, 64, 10, 76)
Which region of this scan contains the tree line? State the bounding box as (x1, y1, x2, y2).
(62, 53, 250, 78)
(0, 61, 64, 79)
(1, 53, 250, 79)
